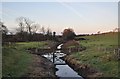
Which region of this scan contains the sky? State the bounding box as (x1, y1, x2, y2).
(1, 1, 118, 35)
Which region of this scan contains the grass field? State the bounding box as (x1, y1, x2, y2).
(2, 41, 48, 77)
(72, 32, 119, 77)
(2, 33, 119, 77)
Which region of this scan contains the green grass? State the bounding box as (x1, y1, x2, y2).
(2, 41, 48, 77)
(72, 32, 119, 77)
(2, 46, 32, 77)
(16, 41, 48, 49)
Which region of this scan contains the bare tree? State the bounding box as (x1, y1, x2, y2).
(24, 18, 33, 35)
(16, 17, 35, 35)
(0, 22, 8, 35)
(41, 26, 46, 35)
(16, 17, 25, 33)
(31, 23, 40, 34)
(0, 21, 3, 32)
(46, 27, 52, 36)
(16, 17, 36, 41)
(0, 21, 9, 43)
(97, 31, 101, 34)
(113, 28, 120, 32)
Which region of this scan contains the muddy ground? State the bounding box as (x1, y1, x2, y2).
(23, 54, 56, 78)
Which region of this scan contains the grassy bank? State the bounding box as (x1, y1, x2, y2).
(71, 32, 119, 77)
(2, 41, 48, 77)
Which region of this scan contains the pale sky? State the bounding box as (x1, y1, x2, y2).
(1, 1, 118, 35)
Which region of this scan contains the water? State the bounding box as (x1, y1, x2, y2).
(57, 44, 63, 49)
(42, 52, 66, 64)
(56, 65, 81, 77)
(42, 44, 83, 79)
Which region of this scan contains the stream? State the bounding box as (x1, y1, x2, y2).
(42, 44, 83, 79)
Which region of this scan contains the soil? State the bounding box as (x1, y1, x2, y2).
(23, 54, 56, 78)
(61, 40, 86, 54)
(62, 40, 79, 49)
(63, 55, 103, 79)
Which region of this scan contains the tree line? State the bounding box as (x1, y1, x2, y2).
(1, 17, 57, 44)
(1, 16, 79, 45)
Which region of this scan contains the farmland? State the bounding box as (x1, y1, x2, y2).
(71, 32, 119, 77)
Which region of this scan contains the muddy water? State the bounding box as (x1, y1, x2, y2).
(42, 44, 83, 79)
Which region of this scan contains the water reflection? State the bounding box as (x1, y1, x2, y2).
(42, 44, 83, 79)
(42, 52, 83, 78)
(56, 65, 82, 78)
(42, 52, 66, 64)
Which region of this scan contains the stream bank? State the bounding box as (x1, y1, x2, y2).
(26, 47, 84, 78)
(25, 41, 102, 79)
(23, 54, 56, 78)
(42, 52, 83, 79)
(59, 40, 103, 79)
(63, 55, 103, 79)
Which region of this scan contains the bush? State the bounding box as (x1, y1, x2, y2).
(62, 28, 76, 41)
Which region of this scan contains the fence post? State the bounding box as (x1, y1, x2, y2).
(35, 48, 38, 53)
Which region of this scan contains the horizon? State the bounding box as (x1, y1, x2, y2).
(1, 2, 118, 35)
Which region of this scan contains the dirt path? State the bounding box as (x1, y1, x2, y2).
(23, 54, 56, 78)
